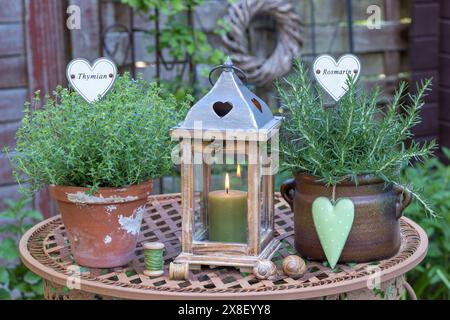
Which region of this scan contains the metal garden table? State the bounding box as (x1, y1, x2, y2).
(19, 193, 428, 300)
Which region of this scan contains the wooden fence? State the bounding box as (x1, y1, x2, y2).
(0, 1, 27, 209)
(95, 0, 411, 104)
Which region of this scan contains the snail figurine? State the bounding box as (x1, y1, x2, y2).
(282, 255, 307, 277)
(253, 260, 277, 280)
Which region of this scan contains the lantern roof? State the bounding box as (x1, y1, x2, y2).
(173, 58, 280, 134)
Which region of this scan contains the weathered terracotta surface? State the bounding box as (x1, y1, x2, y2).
(49, 181, 152, 268)
(280, 174, 411, 262)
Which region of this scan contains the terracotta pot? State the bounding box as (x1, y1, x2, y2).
(49, 181, 152, 268)
(280, 174, 411, 262)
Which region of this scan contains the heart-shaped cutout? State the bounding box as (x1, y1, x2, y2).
(213, 101, 233, 118)
(312, 197, 355, 268)
(313, 54, 360, 101)
(66, 58, 117, 103)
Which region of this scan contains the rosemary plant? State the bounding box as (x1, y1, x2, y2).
(277, 62, 436, 214)
(6, 73, 191, 193)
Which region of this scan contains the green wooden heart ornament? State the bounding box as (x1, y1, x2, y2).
(312, 197, 355, 268)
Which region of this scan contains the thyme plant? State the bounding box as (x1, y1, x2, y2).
(277, 62, 436, 213)
(6, 74, 190, 193)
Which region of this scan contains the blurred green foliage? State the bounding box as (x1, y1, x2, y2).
(0, 197, 43, 300)
(403, 149, 450, 300)
(121, 0, 228, 100)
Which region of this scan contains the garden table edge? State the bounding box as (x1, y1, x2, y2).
(19, 212, 428, 300)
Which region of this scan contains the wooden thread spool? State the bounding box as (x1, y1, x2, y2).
(169, 262, 189, 280)
(253, 259, 277, 280)
(143, 242, 165, 278)
(282, 255, 307, 277)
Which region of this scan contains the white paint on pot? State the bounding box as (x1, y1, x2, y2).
(66, 192, 138, 204)
(118, 205, 145, 235)
(105, 205, 117, 214)
(104, 235, 112, 244)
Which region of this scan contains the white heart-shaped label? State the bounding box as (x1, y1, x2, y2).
(313, 54, 361, 101)
(66, 58, 117, 103)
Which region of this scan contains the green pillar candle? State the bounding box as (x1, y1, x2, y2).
(208, 189, 248, 243)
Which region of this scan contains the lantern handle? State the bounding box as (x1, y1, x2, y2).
(208, 63, 248, 86)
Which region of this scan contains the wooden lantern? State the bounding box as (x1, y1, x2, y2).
(170, 58, 282, 272)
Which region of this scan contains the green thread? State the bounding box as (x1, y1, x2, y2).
(144, 243, 164, 272)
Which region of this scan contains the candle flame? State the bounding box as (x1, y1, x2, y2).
(236, 164, 241, 178)
(225, 173, 230, 193)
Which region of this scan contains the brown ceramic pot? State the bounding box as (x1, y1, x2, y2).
(280, 174, 411, 263)
(49, 181, 152, 268)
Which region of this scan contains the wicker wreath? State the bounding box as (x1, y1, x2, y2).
(221, 0, 303, 86)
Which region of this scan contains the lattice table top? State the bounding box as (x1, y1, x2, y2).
(19, 193, 428, 300)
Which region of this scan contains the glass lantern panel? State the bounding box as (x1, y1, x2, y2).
(193, 152, 208, 241)
(193, 150, 249, 244)
(260, 172, 273, 239)
(259, 144, 274, 240)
